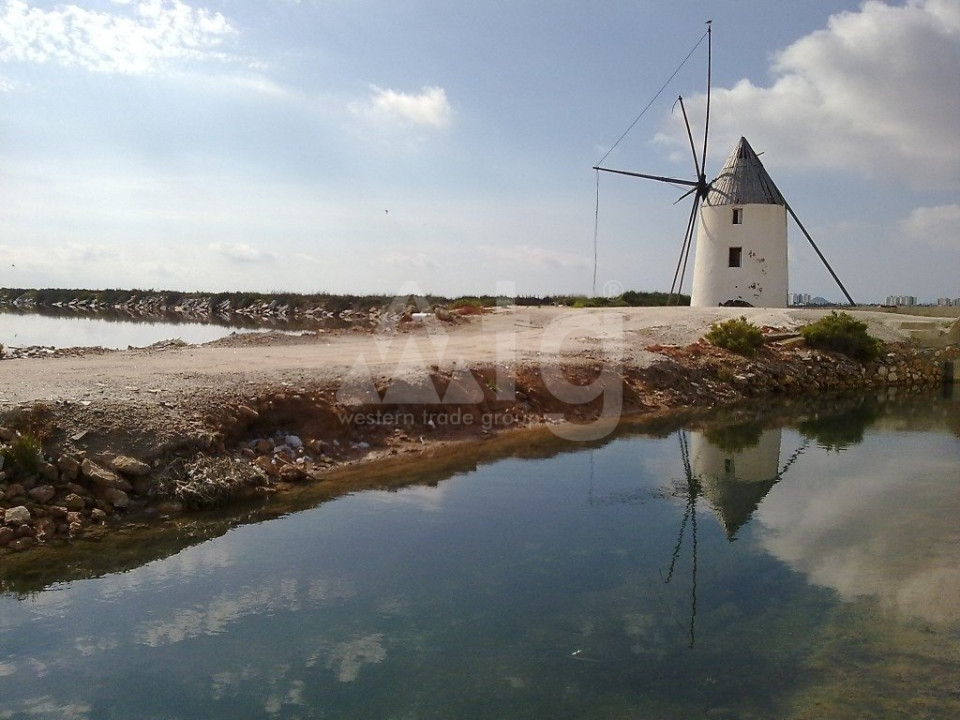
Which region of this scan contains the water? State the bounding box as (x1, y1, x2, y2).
(0, 394, 958, 718)
(0, 307, 341, 349)
(0, 310, 253, 349)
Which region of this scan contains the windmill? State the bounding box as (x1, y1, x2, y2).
(594, 23, 855, 308)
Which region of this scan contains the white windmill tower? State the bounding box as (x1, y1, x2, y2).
(691, 137, 788, 306)
(594, 23, 855, 307)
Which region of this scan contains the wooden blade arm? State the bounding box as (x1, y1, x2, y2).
(593, 166, 699, 188)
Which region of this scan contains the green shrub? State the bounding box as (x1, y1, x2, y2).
(704, 316, 765, 355)
(1, 433, 43, 476)
(799, 311, 881, 362)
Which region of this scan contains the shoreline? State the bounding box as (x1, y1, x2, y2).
(2, 307, 958, 556)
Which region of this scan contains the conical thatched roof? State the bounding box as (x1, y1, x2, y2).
(706, 137, 785, 206)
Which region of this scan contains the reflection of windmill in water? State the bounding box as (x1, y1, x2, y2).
(664, 426, 807, 646)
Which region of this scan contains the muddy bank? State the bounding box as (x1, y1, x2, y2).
(2, 323, 957, 558)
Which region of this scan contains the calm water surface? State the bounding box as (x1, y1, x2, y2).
(0, 395, 958, 718)
(0, 311, 254, 349)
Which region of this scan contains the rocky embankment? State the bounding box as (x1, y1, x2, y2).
(0, 290, 435, 327)
(1, 335, 958, 554)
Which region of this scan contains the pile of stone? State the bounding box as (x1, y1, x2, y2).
(1, 345, 110, 360)
(0, 428, 153, 552)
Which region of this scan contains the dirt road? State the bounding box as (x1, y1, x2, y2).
(3, 306, 952, 409)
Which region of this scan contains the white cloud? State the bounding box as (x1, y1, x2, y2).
(382, 250, 440, 271)
(0, 0, 237, 74)
(209, 242, 278, 263)
(664, 0, 960, 187)
(481, 243, 591, 270)
(902, 203, 960, 247)
(359, 85, 453, 128)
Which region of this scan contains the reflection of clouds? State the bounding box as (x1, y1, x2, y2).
(19, 543, 237, 621)
(138, 577, 354, 648)
(74, 635, 120, 657)
(96, 543, 237, 601)
(756, 446, 960, 624)
(366, 485, 448, 512)
(211, 663, 311, 717)
(264, 678, 305, 715)
(11, 696, 91, 719)
(323, 633, 387, 683)
(0, 660, 16, 676)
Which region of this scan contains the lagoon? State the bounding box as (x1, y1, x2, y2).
(0, 309, 255, 350)
(0, 394, 957, 718)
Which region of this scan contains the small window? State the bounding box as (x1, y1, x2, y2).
(732, 208, 743, 224)
(729, 247, 742, 268)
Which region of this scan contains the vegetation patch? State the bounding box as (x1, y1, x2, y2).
(799, 311, 881, 362)
(704, 316, 765, 355)
(1, 433, 43, 476)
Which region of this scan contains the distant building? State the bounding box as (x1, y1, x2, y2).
(937, 298, 959, 307)
(790, 293, 811, 306)
(886, 295, 917, 306)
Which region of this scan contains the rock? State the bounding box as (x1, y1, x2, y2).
(5, 483, 25, 499)
(58, 455, 81, 481)
(34, 517, 58, 542)
(109, 455, 152, 477)
(97, 487, 130, 509)
(0, 527, 14, 546)
(130, 477, 154, 496)
(38, 462, 60, 483)
(28, 485, 57, 504)
(3, 506, 31, 526)
(237, 405, 259, 421)
(15, 524, 34, 538)
(0, 426, 15, 441)
(285, 435, 303, 450)
(278, 464, 306, 482)
(253, 456, 279, 477)
(8, 537, 35, 551)
(90, 508, 108, 522)
(81, 459, 131, 491)
(62, 493, 86, 511)
(254, 438, 273, 455)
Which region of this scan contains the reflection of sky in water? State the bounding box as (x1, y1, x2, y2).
(754, 431, 960, 624)
(0, 313, 253, 349)
(0, 405, 956, 718)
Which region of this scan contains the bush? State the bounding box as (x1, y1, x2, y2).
(799, 311, 881, 362)
(1, 433, 43, 476)
(704, 316, 765, 355)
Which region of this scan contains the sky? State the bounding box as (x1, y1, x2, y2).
(0, 0, 958, 303)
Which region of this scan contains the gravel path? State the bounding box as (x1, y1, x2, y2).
(1, 307, 954, 410)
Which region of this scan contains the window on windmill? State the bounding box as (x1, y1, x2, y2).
(729, 247, 742, 267)
(732, 208, 743, 224)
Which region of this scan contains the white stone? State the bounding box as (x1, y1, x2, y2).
(4, 506, 31, 525)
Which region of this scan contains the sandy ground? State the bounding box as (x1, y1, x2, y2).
(1, 306, 957, 410)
